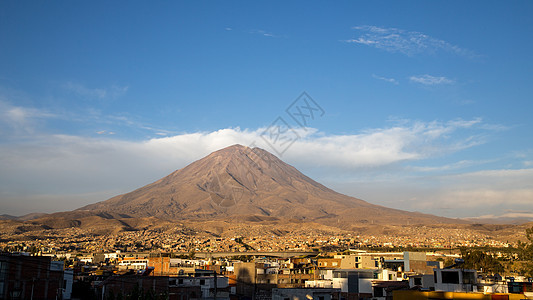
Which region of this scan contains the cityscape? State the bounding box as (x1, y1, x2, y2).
(1, 225, 533, 299)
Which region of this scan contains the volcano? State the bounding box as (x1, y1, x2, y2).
(79, 144, 455, 226)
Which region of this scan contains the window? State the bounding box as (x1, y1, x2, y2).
(441, 271, 459, 284)
(463, 272, 475, 284)
(200, 279, 205, 285)
(374, 287, 384, 297)
(414, 278, 422, 286)
(178, 279, 183, 284)
(389, 274, 393, 281)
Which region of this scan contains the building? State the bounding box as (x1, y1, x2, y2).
(118, 257, 148, 271)
(372, 280, 409, 299)
(433, 268, 477, 293)
(408, 274, 435, 291)
(331, 269, 374, 299)
(98, 274, 230, 300)
(333, 254, 378, 269)
(403, 252, 435, 275)
(97, 275, 170, 300)
(272, 287, 341, 300)
(317, 258, 342, 269)
(170, 275, 230, 299)
(0, 253, 71, 300)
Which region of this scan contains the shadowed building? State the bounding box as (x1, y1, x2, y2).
(0, 253, 68, 300)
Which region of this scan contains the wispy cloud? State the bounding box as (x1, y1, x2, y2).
(345, 25, 478, 58)
(0, 100, 172, 139)
(249, 29, 280, 38)
(470, 211, 533, 220)
(372, 74, 399, 85)
(409, 74, 455, 85)
(63, 82, 129, 100)
(0, 100, 56, 134)
(96, 130, 115, 135)
(408, 159, 494, 173)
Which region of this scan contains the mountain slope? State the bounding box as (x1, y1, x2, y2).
(80, 144, 457, 226)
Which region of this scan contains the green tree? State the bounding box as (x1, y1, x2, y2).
(460, 248, 504, 274)
(518, 226, 533, 277)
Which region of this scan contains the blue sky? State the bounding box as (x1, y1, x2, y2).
(1, 1, 533, 219)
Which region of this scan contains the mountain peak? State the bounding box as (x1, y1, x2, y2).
(206, 144, 279, 169)
(209, 144, 269, 156)
(214, 144, 249, 152)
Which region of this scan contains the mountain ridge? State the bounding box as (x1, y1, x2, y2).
(79, 144, 460, 227)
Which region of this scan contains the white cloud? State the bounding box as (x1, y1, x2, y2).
(406, 169, 533, 215)
(409, 74, 455, 85)
(372, 74, 399, 85)
(346, 25, 477, 58)
(0, 118, 499, 215)
(329, 168, 533, 219)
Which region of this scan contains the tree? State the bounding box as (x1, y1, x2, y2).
(518, 226, 533, 277)
(460, 248, 504, 274)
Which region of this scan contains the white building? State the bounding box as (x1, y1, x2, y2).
(62, 269, 74, 300)
(118, 259, 148, 270)
(434, 268, 477, 292)
(332, 269, 374, 296)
